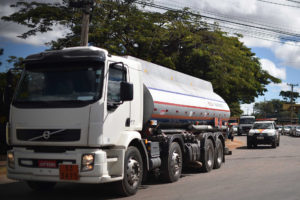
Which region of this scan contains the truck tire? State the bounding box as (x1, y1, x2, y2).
(161, 142, 182, 183)
(27, 181, 56, 191)
(213, 138, 223, 169)
(200, 139, 215, 172)
(116, 146, 143, 196)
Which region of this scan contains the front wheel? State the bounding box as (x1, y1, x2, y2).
(161, 142, 182, 182)
(116, 146, 143, 196)
(27, 181, 56, 191)
(247, 139, 252, 149)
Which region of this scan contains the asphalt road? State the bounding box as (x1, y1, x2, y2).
(1, 135, 300, 200)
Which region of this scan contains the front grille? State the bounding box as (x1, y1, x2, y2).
(17, 129, 81, 142)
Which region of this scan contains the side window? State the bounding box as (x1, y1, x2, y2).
(107, 66, 126, 102)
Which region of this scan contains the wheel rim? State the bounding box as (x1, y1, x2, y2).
(171, 149, 181, 176)
(207, 146, 213, 167)
(126, 156, 141, 188)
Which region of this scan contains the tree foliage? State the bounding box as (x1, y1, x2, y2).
(1, 0, 282, 115)
(279, 90, 299, 102)
(254, 99, 283, 118)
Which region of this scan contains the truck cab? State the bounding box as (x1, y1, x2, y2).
(238, 116, 255, 136)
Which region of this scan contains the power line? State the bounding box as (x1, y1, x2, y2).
(135, 1, 300, 45)
(285, 0, 300, 4)
(257, 0, 300, 8)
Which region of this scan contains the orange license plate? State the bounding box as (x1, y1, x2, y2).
(59, 164, 79, 180)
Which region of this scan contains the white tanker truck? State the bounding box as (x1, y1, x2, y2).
(6, 46, 230, 196)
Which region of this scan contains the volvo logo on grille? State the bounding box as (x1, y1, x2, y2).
(27, 129, 66, 141)
(42, 131, 51, 140)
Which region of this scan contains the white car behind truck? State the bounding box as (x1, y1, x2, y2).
(5, 46, 230, 196)
(247, 121, 280, 148)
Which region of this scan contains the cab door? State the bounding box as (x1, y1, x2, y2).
(102, 62, 131, 145)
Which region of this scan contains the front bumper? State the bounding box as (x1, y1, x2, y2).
(7, 147, 124, 183)
(247, 134, 276, 145)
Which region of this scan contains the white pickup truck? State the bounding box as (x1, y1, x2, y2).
(247, 121, 280, 148)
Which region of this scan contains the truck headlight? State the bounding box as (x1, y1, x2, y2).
(81, 154, 94, 172)
(7, 151, 15, 169)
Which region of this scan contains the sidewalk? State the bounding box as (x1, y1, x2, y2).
(225, 138, 245, 150)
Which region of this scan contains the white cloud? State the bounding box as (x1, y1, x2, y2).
(273, 42, 300, 69)
(259, 59, 286, 80)
(0, 0, 67, 46)
(240, 103, 255, 115)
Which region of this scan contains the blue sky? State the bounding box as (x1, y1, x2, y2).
(1, 0, 300, 114)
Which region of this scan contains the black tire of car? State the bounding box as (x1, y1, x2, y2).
(271, 140, 276, 148)
(213, 138, 223, 169)
(116, 146, 143, 196)
(200, 139, 215, 172)
(27, 181, 56, 191)
(247, 139, 252, 149)
(160, 142, 183, 183)
(277, 136, 280, 146)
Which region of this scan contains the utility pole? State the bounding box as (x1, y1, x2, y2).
(288, 83, 299, 124)
(69, 0, 94, 46)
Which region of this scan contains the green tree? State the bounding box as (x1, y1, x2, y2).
(254, 99, 284, 119)
(1, 0, 281, 115)
(279, 90, 299, 102)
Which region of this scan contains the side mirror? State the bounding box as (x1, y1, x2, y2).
(120, 82, 133, 102)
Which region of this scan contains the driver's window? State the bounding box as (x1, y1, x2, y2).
(107, 66, 126, 102)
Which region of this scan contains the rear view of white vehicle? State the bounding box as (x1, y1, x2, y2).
(247, 121, 280, 148)
(283, 125, 291, 135)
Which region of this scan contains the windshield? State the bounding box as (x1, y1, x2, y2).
(13, 63, 104, 107)
(253, 123, 273, 129)
(240, 118, 255, 124)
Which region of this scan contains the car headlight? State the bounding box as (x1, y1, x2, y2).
(7, 151, 15, 169)
(267, 131, 276, 136)
(248, 130, 254, 136)
(81, 154, 94, 172)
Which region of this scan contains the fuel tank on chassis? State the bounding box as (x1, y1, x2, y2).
(126, 56, 231, 126)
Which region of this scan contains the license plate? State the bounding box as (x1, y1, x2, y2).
(38, 160, 57, 168)
(257, 136, 264, 140)
(59, 164, 79, 180)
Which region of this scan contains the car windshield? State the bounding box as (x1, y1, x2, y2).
(14, 63, 104, 105)
(253, 123, 273, 129)
(296, 126, 300, 130)
(240, 118, 255, 124)
(284, 126, 291, 130)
